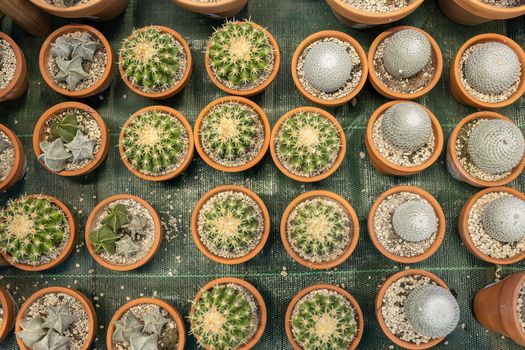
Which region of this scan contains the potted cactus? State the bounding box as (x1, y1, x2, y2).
(0, 194, 76, 271)
(0, 287, 15, 342)
(172, 0, 247, 18)
(15, 286, 96, 350)
(0, 124, 27, 192)
(291, 30, 368, 107)
(365, 100, 444, 176)
(191, 185, 270, 265)
(285, 284, 363, 350)
(450, 34, 525, 109)
(458, 187, 525, 265)
(85, 194, 162, 271)
(107, 297, 186, 350)
(368, 26, 443, 100)
(205, 20, 280, 96)
(376, 269, 460, 349)
(39, 25, 114, 98)
(189, 277, 267, 349)
(368, 186, 446, 264)
(194, 96, 270, 172)
(281, 190, 360, 270)
(118, 26, 192, 99)
(0, 31, 28, 102)
(447, 111, 525, 187)
(33, 102, 109, 176)
(28, 0, 129, 20)
(119, 106, 194, 181)
(438, 0, 525, 25)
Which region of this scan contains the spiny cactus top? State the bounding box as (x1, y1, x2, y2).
(467, 119, 525, 175)
(482, 196, 525, 243)
(208, 21, 275, 91)
(464, 42, 521, 95)
(405, 285, 460, 339)
(392, 200, 438, 242)
(383, 29, 431, 79)
(190, 283, 260, 350)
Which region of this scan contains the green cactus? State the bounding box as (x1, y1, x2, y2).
(89, 225, 119, 255)
(482, 196, 525, 243)
(49, 112, 78, 143)
(383, 29, 431, 79)
(392, 200, 438, 242)
(101, 204, 130, 232)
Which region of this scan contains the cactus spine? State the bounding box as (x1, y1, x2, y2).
(392, 200, 438, 242)
(383, 29, 431, 79)
(482, 196, 525, 243)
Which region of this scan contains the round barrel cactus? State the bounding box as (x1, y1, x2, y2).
(482, 196, 525, 243)
(392, 200, 438, 242)
(383, 29, 431, 79)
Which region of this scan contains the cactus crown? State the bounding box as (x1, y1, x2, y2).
(275, 111, 341, 178)
(467, 119, 525, 175)
(89, 203, 131, 255)
(383, 29, 431, 79)
(208, 21, 274, 90)
(392, 200, 438, 242)
(482, 196, 525, 243)
(121, 110, 189, 176)
(405, 285, 460, 339)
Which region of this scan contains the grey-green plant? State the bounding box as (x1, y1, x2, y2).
(113, 313, 143, 343)
(115, 235, 140, 258)
(383, 29, 431, 79)
(65, 130, 96, 163)
(49, 113, 78, 143)
(392, 200, 438, 242)
(38, 138, 72, 172)
(55, 56, 88, 90)
(89, 203, 131, 255)
(122, 215, 149, 240)
(142, 307, 168, 335)
(482, 196, 525, 243)
(130, 334, 158, 350)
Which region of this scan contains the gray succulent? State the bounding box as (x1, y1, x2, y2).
(392, 200, 438, 242)
(115, 235, 140, 258)
(32, 329, 69, 350)
(130, 333, 158, 350)
(39, 138, 72, 172)
(71, 35, 99, 62)
(122, 215, 149, 240)
(64, 130, 96, 163)
(113, 312, 143, 343)
(482, 196, 525, 243)
(41, 302, 77, 335)
(50, 37, 74, 60)
(142, 307, 168, 335)
(17, 317, 48, 347)
(383, 29, 431, 79)
(54, 56, 89, 91)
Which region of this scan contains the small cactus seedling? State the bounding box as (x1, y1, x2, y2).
(482, 196, 525, 243)
(64, 130, 96, 163)
(383, 29, 431, 79)
(405, 285, 460, 339)
(49, 112, 78, 143)
(113, 306, 171, 349)
(392, 200, 438, 242)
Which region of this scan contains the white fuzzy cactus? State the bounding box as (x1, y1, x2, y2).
(464, 42, 521, 95)
(303, 41, 353, 93)
(392, 200, 438, 242)
(381, 102, 432, 153)
(482, 196, 525, 243)
(405, 285, 460, 339)
(383, 29, 431, 79)
(467, 119, 524, 175)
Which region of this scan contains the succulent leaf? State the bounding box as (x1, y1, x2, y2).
(17, 317, 47, 347)
(89, 225, 119, 254)
(49, 112, 79, 143)
(101, 204, 131, 232)
(41, 302, 77, 335)
(64, 130, 97, 163)
(39, 138, 73, 172)
(482, 196, 525, 243)
(32, 329, 69, 350)
(115, 235, 140, 258)
(113, 312, 143, 343)
(130, 333, 159, 350)
(392, 200, 438, 242)
(50, 36, 74, 60)
(55, 55, 89, 91)
(142, 306, 168, 335)
(383, 29, 431, 79)
(122, 215, 149, 240)
(71, 35, 99, 61)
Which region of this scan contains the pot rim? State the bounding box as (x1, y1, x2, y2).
(0, 124, 25, 191)
(0, 287, 15, 342)
(0, 32, 26, 100)
(173, 0, 244, 12)
(451, 0, 525, 16)
(326, 0, 424, 22)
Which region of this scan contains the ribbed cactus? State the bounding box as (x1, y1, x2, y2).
(467, 119, 524, 174)
(392, 200, 438, 242)
(405, 285, 460, 339)
(208, 21, 274, 89)
(464, 42, 521, 95)
(64, 130, 96, 163)
(49, 112, 78, 143)
(291, 289, 357, 349)
(0, 195, 67, 263)
(275, 111, 341, 177)
(482, 196, 525, 243)
(383, 29, 431, 79)
(113, 306, 169, 349)
(303, 41, 353, 93)
(39, 138, 72, 172)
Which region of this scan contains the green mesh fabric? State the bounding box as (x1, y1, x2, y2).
(0, 0, 524, 349)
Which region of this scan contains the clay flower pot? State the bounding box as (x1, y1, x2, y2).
(450, 33, 525, 109)
(368, 26, 443, 100)
(194, 96, 270, 172)
(15, 286, 97, 350)
(474, 272, 525, 346)
(107, 297, 186, 350)
(0, 32, 28, 102)
(365, 100, 444, 176)
(0, 287, 15, 342)
(285, 284, 364, 350)
(291, 30, 368, 107)
(28, 0, 129, 20)
(172, 0, 247, 18)
(85, 194, 162, 271)
(368, 186, 446, 264)
(281, 190, 359, 270)
(39, 24, 114, 98)
(0, 124, 26, 192)
(446, 111, 525, 187)
(33, 101, 110, 177)
(326, 0, 423, 28)
(437, 0, 525, 25)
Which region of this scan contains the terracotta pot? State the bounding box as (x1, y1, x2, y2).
(15, 287, 96, 350)
(172, 0, 247, 18)
(376, 269, 450, 349)
(365, 100, 444, 176)
(474, 272, 525, 346)
(368, 26, 443, 100)
(449, 33, 525, 109)
(190, 277, 267, 350)
(0, 124, 27, 192)
(194, 96, 270, 172)
(270, 106, 346, 183)
(368, 186, 446, 264)
(0, 0, 51, 37)
(446, 111, 525, 188)
(291, 30, 368, 107)
(281, 190, 359, 270)
(85, 194, 162, 271)
(118, 26, 192, 100)
(205, 21, 280, 97)
(2, 194, 76, 272)
(326, 0, 423, 28)
(458, 187, 525, 265)
(33, 101, 109, 177)
(0, 287, 15, 342)
(437, 0, 525, 25)
(285, 284, 364, 350)
(28, 0, 129, 20)
(107, 297, 186, 350)
(0, 31, 28, 102)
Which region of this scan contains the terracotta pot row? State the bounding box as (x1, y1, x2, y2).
(29, 0, 129, 21)
(172, 0, 248, 18)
